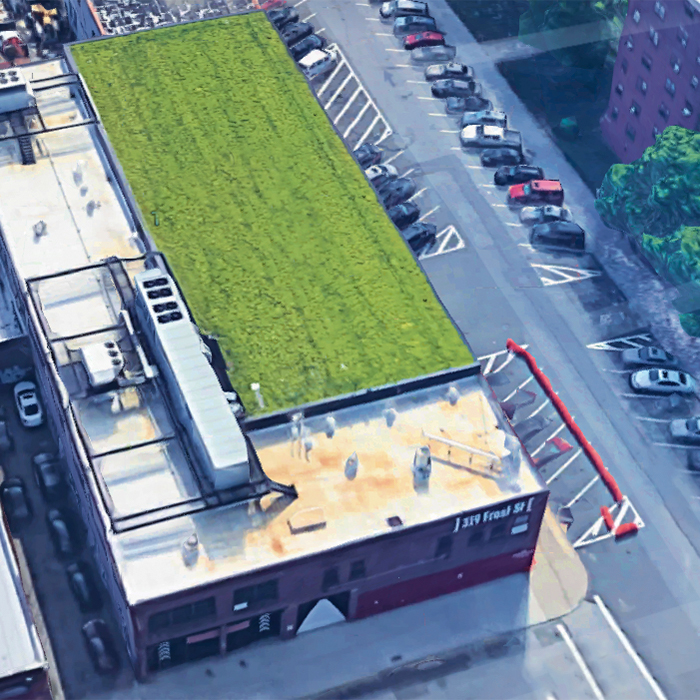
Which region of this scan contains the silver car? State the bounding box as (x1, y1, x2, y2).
(519, 205, 573, 225)
(629, 368, 696, 395)
(621, 345, 678, 369)
(670, 416, 700, 443)
(410, 45, 456, 63)
(460, 124, 521, 150)
(460, 109, 507, 129)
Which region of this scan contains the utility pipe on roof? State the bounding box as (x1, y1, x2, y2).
(421, 430, 499, 460)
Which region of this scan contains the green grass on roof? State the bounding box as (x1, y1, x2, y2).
(71, 14, 474, 415)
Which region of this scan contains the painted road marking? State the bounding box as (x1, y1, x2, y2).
(317, 58, 346, 98)
(406, 80, 425, 84)
(545, 448, 583, 485)
(302, 12, 316, 20)
(333, 86, 363, 124)
(480, 183, 496, 188)
(466, 164, 481, 168)
(593, 596, 669, 700)
(531, 423, 568, 456)
(531, 264, 603, 287)
(493, 203, 508, 208)
(343, 101, 373, 139)
(636, 417, 669, 423)
(526, 401, 549, 420)
(429, 113, 451, 117)
(293, 0, 308, 5)
(418, 205, 440, 221)
(587, 332, 653, 352)
(408, 187, 428, 201)
(602, 368, 631, 374)
(564, 475, 600, 509)
(394, 64, 412, 68)
(574, 496, 644, 549)
(374, 32, 393, 36)
(366, 16, 381, 20)
(355, 114, 381, 150)
(619, 392, 664, 399)
(316, 27, 326, 33)
(383, 149, 405, 165)
(386, 47, 404, 51)
(556, 625, 605, 700)
(417, 96, 441, 101)
(488, 349, 521, 376)
(324, 73, 354, 109)
(478, 345, 529, 366)
(441, 129, 460, 134)
(506, 222, 522, 227)
(653, 442, 697, 449)
(400, 168, 415, 178)
(420, 225, 465, 260)
(502, 375, 534, 403)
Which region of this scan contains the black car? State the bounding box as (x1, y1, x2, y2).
(381, 178, 417, 208)
(281, 21, 314, 47)
(431, 78, 477, 99)
(494, 165, 544, 186)
(388, 202, 421, 229)
(0, 477, 32, 531)
(0, 421, 13, 452)
(268, 6, 299, 28)
(530, 221, 586, 253)
(481, 147, 524, 167)
(32, 452, 66, 503)
(404, 222, 437, 252)
(354, 143, 382, 168)
(393, 15, 438, 36)
(689, 450, 700, 471)
(445, 94, 492, 114)
(47, 509, 78, 558)
(290, 33, 326, 60)
(67, 562, 102, 613)
(82, 619, 119, 675)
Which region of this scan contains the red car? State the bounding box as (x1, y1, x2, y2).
(261, 0, 286, 10)
(508, 180, 564, 207)
(404, 31, 445, 50)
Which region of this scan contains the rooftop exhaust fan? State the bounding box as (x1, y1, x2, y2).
(344, 451, 359, 480)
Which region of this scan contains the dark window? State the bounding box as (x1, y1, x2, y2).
(671, 55, 681, 73)
(654, 1, 665, 19)
(641, 53, 653, 70)
(683, 101, 693, 117)
(490, 524, 507, 540)
(665, 78, 676, 96)
(630, 101, 641, 116)
(626, 37, 634, 51)
(611, 107, 619, 120)
(679, 27, 689, 49)
(435, 535, 452, 559)
(649, 28, 659, 46)
(626, 124, 636, 141)
(233, 581, 278, 611)
(148, 611, 170, 632)
(349, 560, 366, 580)
(637, 76, 648, 94)
(681, 373, 688, 384)
(691, 75, 699, 89)
(685, 0, 695, 18)
(659, 102, 670, 119)
(148, 597, 216, 633)
(322, 567, 340, 591)
(621, 58, 628, 74)
(615, 82, 624, 96)
(468, 529, 484, 546)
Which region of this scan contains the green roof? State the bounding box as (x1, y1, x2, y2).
(71, 13, 474, 416)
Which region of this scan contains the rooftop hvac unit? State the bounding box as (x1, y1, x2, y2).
(0, 68, 35, 115)
(79, 341, 125, 388)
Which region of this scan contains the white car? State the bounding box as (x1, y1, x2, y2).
(14, 381, 44, 428)
(629, 368, 696, 396)
(460, 110, 507, 129)
(670, 416, 700, 443)
(621, 345, 678, 369)
(519, 205, 573, 225)
(460, 124, 521, 149)
(365, 164, 398, 186)
(299, 48, 337, 79)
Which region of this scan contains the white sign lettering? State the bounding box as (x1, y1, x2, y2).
(452, 497, 536, 533)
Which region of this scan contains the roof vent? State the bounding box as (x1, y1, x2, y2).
(33, 220, 46, 237)
(383, 407, 397, 427)
(324, 416, 336, 438)
(387, 515, 403, 528)
(446, 385, 460, 405)
(412, 446, 432, 480)
(288, 507, 326, 535)
(147, 287, 173, 300)
(79, 341, 125, 388)
(344, 451, 359, 480)
(181, 534, 199, 567)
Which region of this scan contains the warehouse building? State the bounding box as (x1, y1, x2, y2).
(0, 57, 549, 679)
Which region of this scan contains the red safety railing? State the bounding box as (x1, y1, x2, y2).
(506, 339, 638, 539)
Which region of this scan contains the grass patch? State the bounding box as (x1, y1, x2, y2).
(71, 14, 474, 415)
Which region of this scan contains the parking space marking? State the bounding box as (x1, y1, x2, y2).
(324, 73, 354, 109)
(518, 243, 536, 252)
(636, 416, 669, 423)
(574, 496, 645, 549)
(502, 375, 534, 403)
(556, 625, 606, 700)
(406, 80, 425, 84)
(653, 442, 696, 449)
(420, 225, 465, 260)
(366, 16, 381, 20)
(344, 101, 372, 138)
(531, 264, 603, 287)
(408, 187, 428, 201)
(531, 423, 569, 456)
(384, 149, 405, 165)
(302, 12, 316, 20)
(317, 60, 345, 98)
(355, 115, 381, 150)
(316, 27, 326, 33)
(376, 130, 392, 145)
(293, 0, 308, 5)
(488, 349, 521, 375)
(526, 401, 549, 419)
(480, 183, 496, 188)
(417, 96, 441, 101)
(400, 168, 415, 178)
(429, 113, 451, 117)
(493, 203, 508, 207)
(586, 332, 653, 351)
(506, 222, 522, 227)
(386, 47, 404, 51)
(418, 205, 440, 221)
(602, 368, 631, 374)
(545, 448, 583, 485)
(441, 129, 460, 134)
(466, 164, 480, 168)
(394, 63, 412, 68)
(333, 86, 363, 124)
(374, 32, 393, 36)
(564, 475, 600, 509)
(619, 392, 660, 399)
(478, 345, 529, 364)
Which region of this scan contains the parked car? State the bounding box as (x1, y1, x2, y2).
(393, 15, 437, 36)
(495, 165, 544, 186)
(629, 368, 696, 395)
(425, 62, 473, 81)
(621, 346, 678, 369)
(431, 78, 476, 98)
(508, 180, 563, 206)
(689, 450, 700, 471)
(268, 6, 298, 28)
(0, 421, 13, 452)
(261, 0, 286, 10)
(47, 509, 78, 559)
(281, 22, 314, 47)
(366, 164, 398, 189)
(299, 48, 336, 79)
(669, 416, 700, 443)
(388, 202, 421, 229)
(32, 452, 66, 503)
(0, 477, 32, 531)
(404, 31, 444, 50)
(82, 619, 119, 674)
(460, 125, 522, 150)
(404, 222, 437, 252)
(67, 562, 102, 613)
(380, 0, 430, 20)
(14, 381, 43, 428)
(481, 147, 523, 167)
(355, 143, 382, 168)
(409, 45, 456, 62)
(290, 33, 326, 60)
(530, 221, 585, 254)
(381, 178, 417, 207)
(519, 205, 573, 225)
(461, 109, 507, 129)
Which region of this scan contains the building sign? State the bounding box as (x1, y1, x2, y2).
(452, 496, 536, 533)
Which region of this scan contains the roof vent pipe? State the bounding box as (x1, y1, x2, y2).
(446, 385, 460, 406)
(383, 408, 397, 427)
(345, 451, 359, 480)
(181, 534, 199, 567)
(412, 446, 432, 482)
(324, 416, 336, 438)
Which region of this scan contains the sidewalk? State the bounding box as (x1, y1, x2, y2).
(103, 508, 586, 700)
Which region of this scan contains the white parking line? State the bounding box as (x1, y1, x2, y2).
(324, 73, 354, 109)
(440, 129, 460, 134)
(302, 12, 316, 20)
(619, 393, 661, 399)
(355, 114, 381, 150)
(636, 416, 669, 423)
(545, 448, 583, 485)
(386, 47, 404, 51)
(653, 442, 697, 449)
(366, 16, 381, 20)
(564, 475, 600, 509)
(531, 423, 569, 457)
(556, 625, 605, 700)
(375, 32, 393, 36)
(383, 149, 405, 165)
(406, 80, 425, 84)
(395, 64, 412, 68)
(526, 401, 549, 420)
(429, 113, 451, 117)
(480, 183, 496, 188)
(593, 596, 668, 700)
(316, 57, 345, 98)
(293, 0, 308, 5)
(601, 368, 630, 374)
(466, 164, 480, 168)
(316, 27, 326, 33)
(417, 96, 441, 101)
(503, 376, 534, 403)
(418, 206, 440, 221)
(493, 203, 508, 208)
(401, 168, 415, 178)
(506, 222, 522, 227)
(408, 187, 428, 201)
(420, 225, 465, 260)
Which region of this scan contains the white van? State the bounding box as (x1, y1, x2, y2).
(299, 49, 336, 80)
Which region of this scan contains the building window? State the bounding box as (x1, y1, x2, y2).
(468, 529, 484, 546)
(649, 28, 659, 46)
(679, 28, 689, 49)
(626, 124, 636, 141)
(611, 106, 619, 120)
(322, 567, 340, 591)
(659, 102, 671, 120)
(149, 597, 216, 633)
(653, 125, 661, 138)
(636, 76, 648, 94)
(671, 55, 681, 73)
(626, 37, 634, 51)
(621, 58, 628, 74)
(665, 78, 676, 96)
(633, 8, 641, 22)
(349, 560, 366, 580)
(683, 101, 693, 117)
(654, 1, 665, 19)
(511, 515, 529, 536)
(692, 75, 699, 89)
(630, 101, 641, 116)
(233, 580, 278, 611)
(685, 0, 696, 18)
(435, 535, 453, 559)
(490, 524, 507, 540)
(641, 53, 653, 70)
(615, 82, 624, 96)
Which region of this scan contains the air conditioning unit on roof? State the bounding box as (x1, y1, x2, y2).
(79, 340, 125, 388)
(0, 68, 35, 115)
